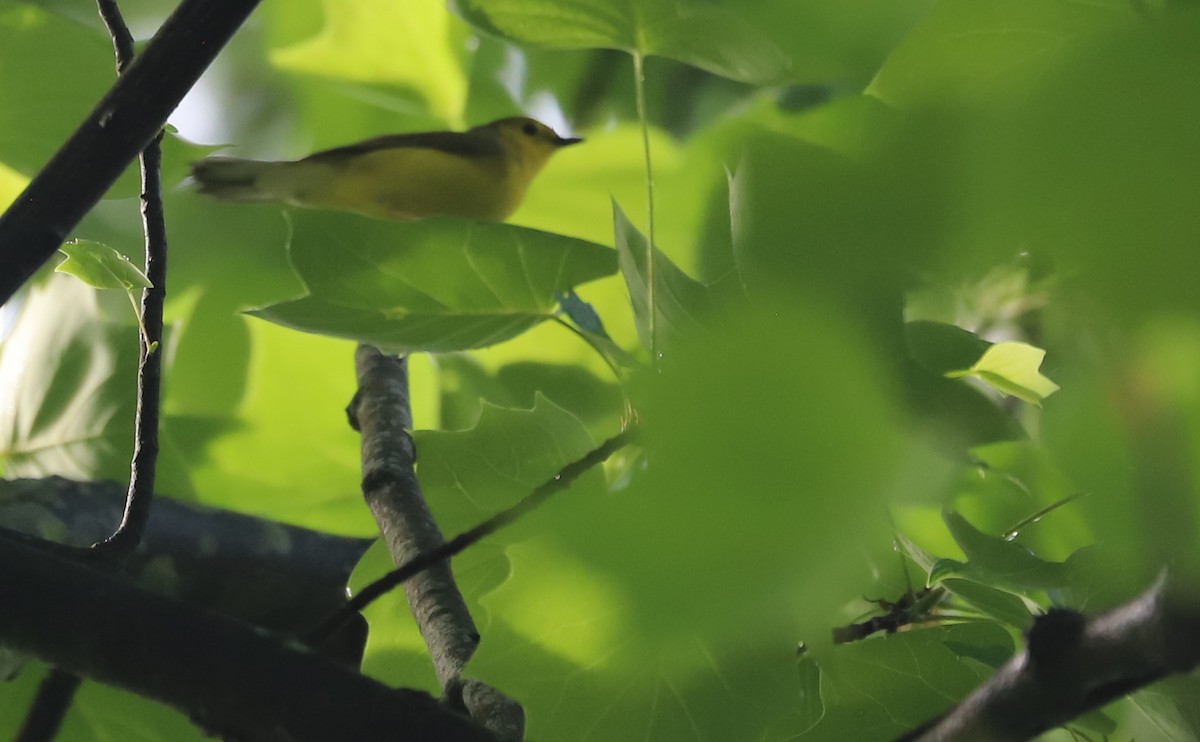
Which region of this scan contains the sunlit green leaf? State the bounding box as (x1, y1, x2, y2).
(416, 395, 599, 538)
(269, 0, 470, 124)
(56, 240, 151, 292)
(0, 276, 137, 483)
(947, 341, 1059, 405)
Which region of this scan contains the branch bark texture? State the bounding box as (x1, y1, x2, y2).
(901, 574, 1200, 741)
(350, 346, 523, 739)
(93, 0, 168, 561)
(0, 528, 495, 741)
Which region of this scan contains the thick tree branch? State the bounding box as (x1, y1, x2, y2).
(899, 574, 1200, 741)
(0, 0, 262, 305)
(347, 346, 524, 739)
(0, 527, 495, 742)
(0, 477, 371, 638)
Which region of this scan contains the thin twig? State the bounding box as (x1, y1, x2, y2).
(306, 427, 636, 647)
(92, 0, 168, 560)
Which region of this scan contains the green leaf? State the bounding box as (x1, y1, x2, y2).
(904, 320, 990, 376)
(249, 211, 617, 353)
(1129, 675, 1200, 741)
(249, 295, 549, 354)
(613, 200, 716, 352)
(947, 341, 1060, 405)
(942, 510, 1076, 591)
(268, 0, 469, 124)
(448, 0, 791, 84)
(780, 623, 1014, 739)
(0, 4, 112, 178)
(416, 395, 599, 538)
(941, 578, 1033, 630)
(867, 0, 1132, 107)
(56, 240, 152, 292)
(0, 276, 137, 483)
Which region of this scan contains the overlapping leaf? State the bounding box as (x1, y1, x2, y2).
(448, 0, 791, 84)
(249, 211, 617, 353)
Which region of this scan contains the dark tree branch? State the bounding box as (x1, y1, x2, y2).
(0, 527, 496, 742)
(92, 0, 167, 565)
(0, 0, 263, 305)
(0, 477, 371, 638)
(898, 574, 1200, 741)
(347, 346, 524, 739)
(15, 669, 81, 742)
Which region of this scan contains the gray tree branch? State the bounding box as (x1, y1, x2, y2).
(348, 345, 524, 740)
(900, 573, 1200, 741)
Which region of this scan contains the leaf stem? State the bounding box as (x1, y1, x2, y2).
(552, 316, 635, 424)
(632, 50, 657, 365)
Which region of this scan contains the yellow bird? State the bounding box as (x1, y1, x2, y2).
(190, 117, 582, 222)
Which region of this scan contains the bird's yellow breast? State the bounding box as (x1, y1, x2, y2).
(290, 147, 525, 222)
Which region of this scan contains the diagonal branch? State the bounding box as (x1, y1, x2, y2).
(0, 0, 263, 305)
(898, 573, 1200, 741)
(347, 346, 523, 739)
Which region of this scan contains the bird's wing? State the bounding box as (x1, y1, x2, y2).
(303, 130, 504, 162)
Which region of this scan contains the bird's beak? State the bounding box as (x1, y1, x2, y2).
(556, 136, 584, 147)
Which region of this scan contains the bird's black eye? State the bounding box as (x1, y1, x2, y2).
(522, 122, 538, 136)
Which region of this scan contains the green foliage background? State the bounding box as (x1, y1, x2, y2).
(3, 0, 1200, 739)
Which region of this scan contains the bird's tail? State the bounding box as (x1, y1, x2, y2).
(190, 157, 286, 201)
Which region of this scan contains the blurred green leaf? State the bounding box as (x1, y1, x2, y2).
(416, 395, 599, 538)
(449, 0, 791, 84)
(777, 623, 1013, 740)
(178, 319, 369, 535)
(0, 4, 111, 177)
(1128, 675, 1200, 741)
(269, 0, 470, 124)
(0, 276, 137, 483)
(867, 0, 1132, 107)
(248, 211, 617, 352)
(56, 240, 152, 292)
(947, 341, 1059, 406)
(613, 200, 716, 352)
